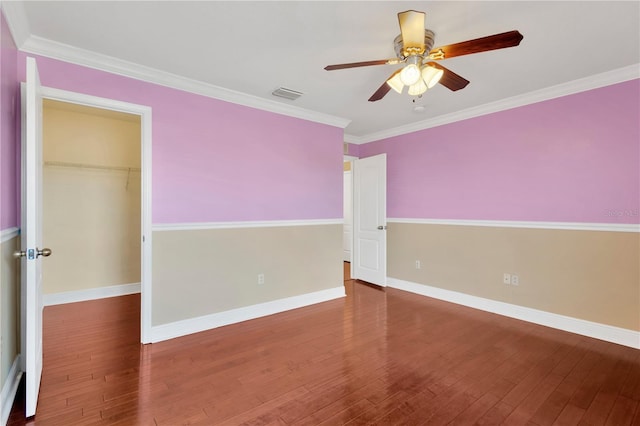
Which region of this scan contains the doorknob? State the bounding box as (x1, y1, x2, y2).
(13, 248, 52, 258)
(37, 248, 52, 258)
(377, 225, 387, 230)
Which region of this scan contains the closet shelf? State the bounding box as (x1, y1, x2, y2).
(44, 161, 140, 172)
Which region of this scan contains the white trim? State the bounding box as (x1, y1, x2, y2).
(1, 356, 23, 426)
(17, 36, 350, 130)
(345, 65, 640, 144)
(43, 283, 141, 306)
(140, 98, 153, 345)
(388, 218, 640, 233)
(387, 277, 640, 350)
(38, 83, 153, 344)
(150, 286, 345, 343)
(41, 86, 149, 116)
(153, 218, 343, 232)
(0, 227, 19, 244)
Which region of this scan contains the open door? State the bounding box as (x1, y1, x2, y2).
(17, 56, 50, 418)
(352, 154, 386, 286)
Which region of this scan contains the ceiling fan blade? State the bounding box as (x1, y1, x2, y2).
(324, 59, 400, 71)
(368, 76, 394, 102)
(429, 30, 523, 60)
(426, 62, 469, 91)
(398, 10, 426, 55)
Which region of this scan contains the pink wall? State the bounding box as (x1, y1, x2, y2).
(0, 11, 19, 230)
(359, 79, 640, 224)
(17, 53, 344, 223)
(345, 143, 360, 158)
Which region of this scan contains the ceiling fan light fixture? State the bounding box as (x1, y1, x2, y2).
(408, 79, 427, 96)
(400, 63, 421, 86)
(421, 65, 444, 89)
(386, 70, 404, 94)
(324, 9, 523, 103)
(399, 55, 422, 86)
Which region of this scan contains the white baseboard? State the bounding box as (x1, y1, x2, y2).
(387, 277, 640, 350)
(150, 286, 346, 343)
(43, 283, 141, 306)
(1, 356, 22, 426)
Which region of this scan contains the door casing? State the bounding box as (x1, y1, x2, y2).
(37, 86, 153, 343)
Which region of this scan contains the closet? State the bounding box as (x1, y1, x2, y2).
(42, 99, 141, 296)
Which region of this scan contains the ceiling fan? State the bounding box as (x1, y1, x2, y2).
(324, 10, 523, 102)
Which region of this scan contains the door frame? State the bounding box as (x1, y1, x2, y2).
(38, 86, 153, 343)
(343, 155, 357, 266)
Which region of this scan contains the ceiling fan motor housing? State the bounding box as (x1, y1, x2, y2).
(394, 29, 436, 60)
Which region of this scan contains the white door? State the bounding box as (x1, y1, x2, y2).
(343, 169, 352, 262)
(19, 57, 49, 418)
(352, 154, 386, 286)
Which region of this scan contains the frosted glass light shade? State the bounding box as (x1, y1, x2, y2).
(421, 65, 444, 89)
(408, 79, 427, 96)
(400, 63, 421, 86)
(386, 71, 404, 94)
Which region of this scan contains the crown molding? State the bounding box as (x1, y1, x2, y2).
(18, 35, 351, 129)
(345, 64, 640, 144)
(1, 0, 30, 48)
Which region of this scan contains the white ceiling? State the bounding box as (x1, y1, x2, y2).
(4, 1, 640, 142)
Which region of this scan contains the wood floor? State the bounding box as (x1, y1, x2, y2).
(8, 263, 640, 425)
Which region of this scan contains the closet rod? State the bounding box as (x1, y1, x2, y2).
(44, 161, 140, 172)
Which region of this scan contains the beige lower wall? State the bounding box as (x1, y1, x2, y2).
(152, 224, 343, 326)
(1, 235, 20, 388)
(388, 223, 640, 331)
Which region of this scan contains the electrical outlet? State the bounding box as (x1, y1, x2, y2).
(415, 260, 421, 269)
(258, 274, 265, 285)
(503, 273, 511, 285)
(511, 274, 519, 286)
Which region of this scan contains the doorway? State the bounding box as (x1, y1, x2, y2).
(38, 86, 152, 343)
(41, 99, 141, 305)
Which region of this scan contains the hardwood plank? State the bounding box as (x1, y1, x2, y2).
(581, 391, 618, 425)
(503, 373, 563, 425)
(476, 401, 515, 425)
(554, 403, 586, 425)
(605, 395, 639, 426)
(448, 392, 500, 425)
(302, 398, 375, 425)
(343, 390, 411, 425)
(531, 387, 577, 426)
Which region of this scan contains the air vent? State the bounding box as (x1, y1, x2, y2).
(272, 87, 303, 101)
